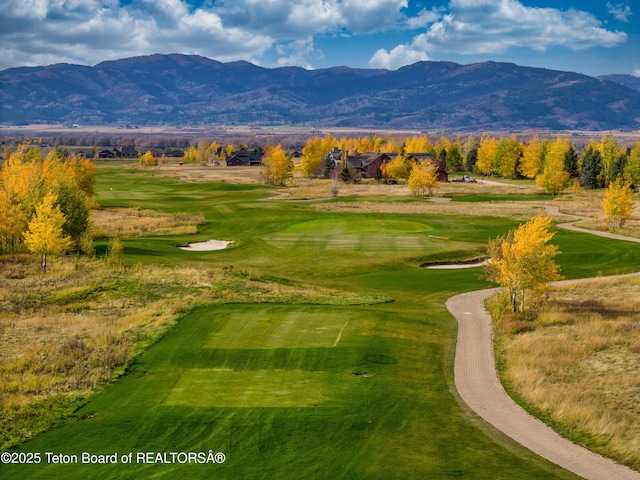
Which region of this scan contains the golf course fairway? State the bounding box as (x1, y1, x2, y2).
(5, 165, 640, 479)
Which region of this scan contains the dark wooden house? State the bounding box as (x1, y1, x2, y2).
(226, 148, 263, 166)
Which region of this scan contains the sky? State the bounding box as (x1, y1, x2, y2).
(0, 0, 638, 77)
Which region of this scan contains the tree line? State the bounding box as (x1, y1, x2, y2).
(475, 133, 640, 191)
(0, 146, 96, 269)
(298, 133, 638, 184)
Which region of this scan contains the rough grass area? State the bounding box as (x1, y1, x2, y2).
(314, 199, 549, 220)
(554, 189, 640, 238)
(0, 256, 390, 450)
(277, 175, 537, 200)
(494, 275, 640, 471)
(92, 207, 206, 237)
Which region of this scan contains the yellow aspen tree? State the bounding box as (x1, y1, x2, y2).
(371, 136, 387, 153)
(383, 155, 413, 180)
(536, 139, 571, 195)
(434, 136, 450, 157)
(0, 153, 28, 251)
(196, 139, 210, 162)
(519, 136, 548, 179)
(404, 135, 434, 154)
(301, 137, 322, 178)
(261, 145, 293, 186)
(603, 177, 634, 230)
(23, 193, 72, 272)
(623, 141, 640, 185)
(183, 146, 198, 163)
(301, 135, 335, 178)
(140, 150, 156, 167)
(496, 135, 522, 179)
(408, 160, 440, 196)
(381, 138, 402, 154)
(476, 136, 498, 175)
(484, 214, 562, 314)
(206, 141, 221, 162)
(66, 155, 96, 197)
(599, 132, 619, 185)
(0, 189, 25, 253)
(358, 135, 376, 153)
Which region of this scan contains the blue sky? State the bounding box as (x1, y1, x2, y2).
(0, 0, 637, 76)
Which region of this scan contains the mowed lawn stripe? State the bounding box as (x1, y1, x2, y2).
(206, 307, 349, 349)
(164, 370, 340, 407)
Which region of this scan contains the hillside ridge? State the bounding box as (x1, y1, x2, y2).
(1, 54, 639, 130)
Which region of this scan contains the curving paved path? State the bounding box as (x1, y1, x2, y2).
(448, 208, 640, 480)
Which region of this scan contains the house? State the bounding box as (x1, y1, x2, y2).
(164, 148, 184, 158)
(345, 152, 392, 178)
(121, 145, 137, 158)
(226, 148, 263, 166)
(324, 149, 392, 179)
(406, 152, 448, 182)
(98, 149, 115, 158)
(325, 147, 343, 168)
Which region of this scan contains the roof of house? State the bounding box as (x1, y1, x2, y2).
(345, 152, 390, 169)
(226, 147, 263, 165)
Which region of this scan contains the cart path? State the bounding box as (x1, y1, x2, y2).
(448, 208, 640, 480)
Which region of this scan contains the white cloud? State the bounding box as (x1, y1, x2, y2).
(214, 0, 408, 37)
(369, 0, 628, 69)
(633, 68, 640, 78)
(405, 7, 444, 30)
(0, 0, 417, 69)
(606, 2, 632, 22)
(275, 38, 320, 68)
(369, 44, 429, 70)
(339, 0, 408, 34)
(0, 0, 273, 69)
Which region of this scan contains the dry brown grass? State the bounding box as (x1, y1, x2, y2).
(277, 175, 537, 200)
(0, 254, 389, 448)
(554, 189, 640, 238)
(92, 207, 206, 238)
(495, 275, 640, 470)
(153, 164, 263, 184)
(314, 199, 551, 220)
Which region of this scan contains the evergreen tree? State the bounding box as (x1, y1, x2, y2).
(563, 145, 580, 179)
(581, 145, 604, 189)
(322, 154, 337, 179)
(374, 166, 383, 183)
(465, 145, 478, 172)
(339, 165, 354, 183)
(609, 151, 628, 183)
(446, 143, 464, 172)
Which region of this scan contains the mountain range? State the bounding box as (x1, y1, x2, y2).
(1, 54, 640, 131)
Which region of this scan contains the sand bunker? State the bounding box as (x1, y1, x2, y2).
(178, 240, 233, 251)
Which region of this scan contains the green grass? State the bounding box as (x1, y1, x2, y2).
(8, 163, 636, 479)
